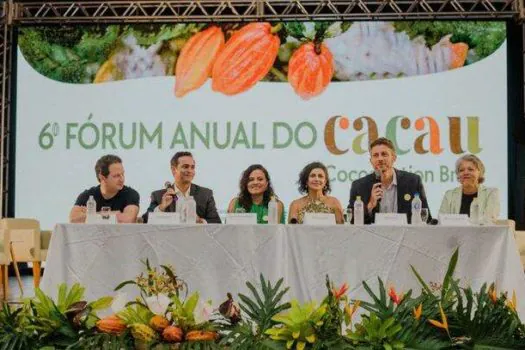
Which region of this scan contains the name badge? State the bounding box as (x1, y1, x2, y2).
(225, 213, 257, 225)
(374, 213, 407, 226)
(439, 214, 470, 226)
(86, 213, 117, 224)
(303, 213, 336, 226)
(148, 212, 180, 225)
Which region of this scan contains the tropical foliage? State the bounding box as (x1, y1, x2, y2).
(0, 249, 523, 349)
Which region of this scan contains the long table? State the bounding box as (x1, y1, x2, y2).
(41, 224, 525, 318)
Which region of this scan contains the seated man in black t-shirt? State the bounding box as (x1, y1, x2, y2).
(69, 154, 140, 223)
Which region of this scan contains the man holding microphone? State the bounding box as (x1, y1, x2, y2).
(348, 137, 431, 224)
(142, 151, 221, 223)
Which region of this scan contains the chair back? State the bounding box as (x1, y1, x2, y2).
(0, 218, 41, 262)
(40, 230, 52, 261)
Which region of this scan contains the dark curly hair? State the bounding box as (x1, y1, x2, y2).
(237, 164, 276, 211)
(297, 162, 331, 195)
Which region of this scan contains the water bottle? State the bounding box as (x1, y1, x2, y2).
(354, 196, 364, 225)
(411, 193, 422, 225)
(268, 196, 279, 224)
(185, 196, 197, 224)
(470, 197, 480, 225)
(176, 197, 186, 223)
(86, 195, 96, 223)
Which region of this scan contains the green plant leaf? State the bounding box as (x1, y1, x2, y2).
(410, 265, 434, 296)
(113, 280, 137, 291)
(88, 296, 113, 311)
(441, 247, 459, 301)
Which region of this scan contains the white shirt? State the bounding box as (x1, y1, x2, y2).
(379, 171, 398, 213)
(173, 184, 191, 200)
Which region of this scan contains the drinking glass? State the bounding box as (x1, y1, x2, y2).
(420, 208, 429, 224)
(345, 208, 353, 224)
(100, 206, 111, 219)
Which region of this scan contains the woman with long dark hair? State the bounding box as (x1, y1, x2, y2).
(227, 164, 285, 224)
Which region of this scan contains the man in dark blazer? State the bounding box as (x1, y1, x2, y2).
(348, 137, 431, 224)
(143, 151, 221, 223)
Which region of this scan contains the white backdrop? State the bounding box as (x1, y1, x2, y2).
(15, 43, 508, 229)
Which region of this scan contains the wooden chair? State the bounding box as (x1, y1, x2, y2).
(0, 218, 42, 299)
(40, 230, 52, 266)
(0, 229, 8, 298)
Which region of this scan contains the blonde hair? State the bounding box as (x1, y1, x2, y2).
(455, 154, 485, 184)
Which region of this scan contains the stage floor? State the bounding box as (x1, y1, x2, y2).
(2, 275, 35, 302)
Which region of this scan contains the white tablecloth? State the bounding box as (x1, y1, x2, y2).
(41, 224, 525, 318)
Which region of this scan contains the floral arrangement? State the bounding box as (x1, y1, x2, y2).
(0, 249, 524, 349)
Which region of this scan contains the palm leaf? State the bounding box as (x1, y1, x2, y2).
(441, 248, 459, 301)
(410, 265, 434, 296)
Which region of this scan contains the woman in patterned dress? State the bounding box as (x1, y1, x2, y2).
(288, 162, 344, 224)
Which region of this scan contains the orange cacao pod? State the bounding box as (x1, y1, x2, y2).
(185, 330, 218, 342)
(288, 42, 334, 100)
(212, 23, 280, 95)
(149, 315, 170, 332)
(96, 315, 126, 335)
(162, 325, 184, 342)
(175, 26, 225, 97)
(449, 42, 469, 69)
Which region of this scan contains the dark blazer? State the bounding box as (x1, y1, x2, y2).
(142, 183, 221, 223)
(348, 169, 431, 224)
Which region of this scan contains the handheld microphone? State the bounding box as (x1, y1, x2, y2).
(374, 169, 382, 208)
(290, 218, 298, 224)
(163, 182, 177, 208)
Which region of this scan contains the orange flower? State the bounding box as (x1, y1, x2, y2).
(507, 290, 517, 313)
(332, 282, 349, 300)
(428, 303, 449, 334)
(488, 285, 498, 304)
(388, 286, 403, 305)
(174, 26, 225, 97)
(413, 303, 423, 321)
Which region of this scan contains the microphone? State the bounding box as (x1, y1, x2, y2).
(374, 170, 382, 208)
(290, 218, 298, 224)
(163, 182, 177, 210)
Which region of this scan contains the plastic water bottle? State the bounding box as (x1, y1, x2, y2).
(470, 198, 480, 225)
(185, 196, 197, 224)
(411, 193, 422, 225)
(354, 196, 364, 225)
(176, 197, 186, 223)
(268, 196, 279, 224)
(86, 195, 96, 223)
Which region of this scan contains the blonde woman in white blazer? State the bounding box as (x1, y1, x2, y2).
(439, 154, 500, 221)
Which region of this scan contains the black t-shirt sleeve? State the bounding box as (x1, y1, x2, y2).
(74, 190, 90, 207)
(125, 188, 140, 207)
